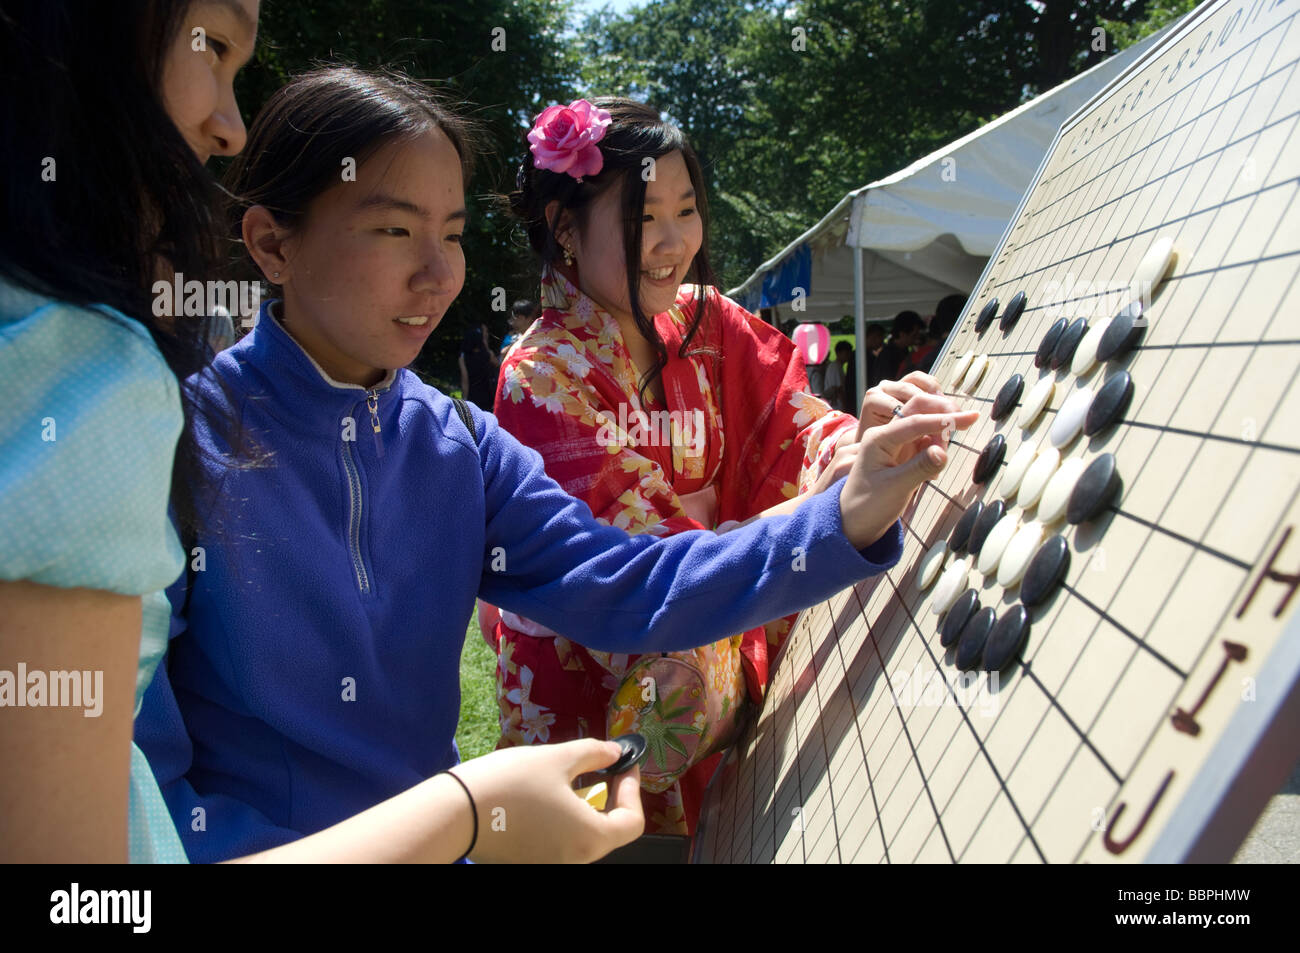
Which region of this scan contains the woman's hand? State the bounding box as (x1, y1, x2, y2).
(456, 739, 644, 864)
(811, 438, 864, 495)
(854, 371, 945, 441)
(839, 405, 980, 549)
(786, 381, 964, 511)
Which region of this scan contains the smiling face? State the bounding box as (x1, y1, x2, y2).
(266, 129, 467, 387)
(567, 149, 704, 329)
(160, 0, 260, 164)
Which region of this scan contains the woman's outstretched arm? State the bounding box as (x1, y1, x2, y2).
(230, 739, 643, 864)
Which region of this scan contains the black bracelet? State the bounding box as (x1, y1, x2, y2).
(443, 769, 477, 862)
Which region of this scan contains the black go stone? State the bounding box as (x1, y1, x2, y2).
(973, 433, 1006, 484)
(1035, 318, 1068, 368)
(1022, 535, 1070, 608)
(1097, 301, 1146, 363)
(591, 733, 649, 778)
(991, 373, 1023, 421)
(1051, 317, 1089, 370)
(950, 501, 984, 553)
(983, 605, 1031, 672)
(940, 588, 981, 649)
(975, 298, 1000, 333)
(999, 291, 1027, 332)
(1084, 371, 1134, 437)
(1067, 453, 1121, 524)
(956, 607, 997, 672)
(968, 499, 1006, 556)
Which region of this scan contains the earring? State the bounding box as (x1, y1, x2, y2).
(272, 271, 280, 279)
(562, 247, 575, 267)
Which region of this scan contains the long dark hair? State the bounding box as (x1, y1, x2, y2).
(222, 67, 479, 249)
(509, 99, 717, 403)
(0, 0, 229, 545)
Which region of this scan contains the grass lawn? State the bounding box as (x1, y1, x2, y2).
(456, 609, 501, 762)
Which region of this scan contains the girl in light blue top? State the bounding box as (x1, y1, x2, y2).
(0, 0, 257, 863)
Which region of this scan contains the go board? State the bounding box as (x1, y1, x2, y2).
(693, 0, 1300, 863)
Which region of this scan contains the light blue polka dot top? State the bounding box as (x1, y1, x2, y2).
(0, 277, 188, 863)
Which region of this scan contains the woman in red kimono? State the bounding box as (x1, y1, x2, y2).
(484, 98, 958, 836)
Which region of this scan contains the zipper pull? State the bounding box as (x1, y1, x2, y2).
(366, 390, 385, 459)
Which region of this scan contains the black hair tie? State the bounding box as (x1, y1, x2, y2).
(442, 769, 478, 862)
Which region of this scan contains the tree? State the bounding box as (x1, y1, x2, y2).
(579, 0, 1178, 291)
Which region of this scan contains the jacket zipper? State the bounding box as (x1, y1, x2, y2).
(341, 388, 385, 595)
(366, 389, 384, 458)
(341, 438, 370, 595)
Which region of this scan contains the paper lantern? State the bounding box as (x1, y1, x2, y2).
(792, 323, 830, 366)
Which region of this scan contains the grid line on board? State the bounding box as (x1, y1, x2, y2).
(874, 573, 1047, 862)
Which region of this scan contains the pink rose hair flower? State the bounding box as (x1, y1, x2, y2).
(528, 99, 612, 180)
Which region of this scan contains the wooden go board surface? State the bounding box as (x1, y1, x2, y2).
(693, 0, 1300, 864)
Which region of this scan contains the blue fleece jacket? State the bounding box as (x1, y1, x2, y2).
(134, 301, 902, 862)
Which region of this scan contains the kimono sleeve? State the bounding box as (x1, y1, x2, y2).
(706, 292, 858, 524)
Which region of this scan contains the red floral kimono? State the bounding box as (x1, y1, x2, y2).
(488, 270, 856, 835)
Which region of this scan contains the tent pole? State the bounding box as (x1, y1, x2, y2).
(853, 243, 866, 410)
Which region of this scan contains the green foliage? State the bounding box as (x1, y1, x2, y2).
(577, 0, 1175, 290)
(1101, 0, 1202, 49)
(456, 609, 501, 763)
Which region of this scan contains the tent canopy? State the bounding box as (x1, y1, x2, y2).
(729, 29, 1168, 325)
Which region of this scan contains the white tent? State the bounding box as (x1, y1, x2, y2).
(728, 28, 1171, 330)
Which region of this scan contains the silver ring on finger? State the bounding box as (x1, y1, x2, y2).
(892, 404, 904, 418)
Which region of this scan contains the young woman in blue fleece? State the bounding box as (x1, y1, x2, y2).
(134, 67, 977, 863)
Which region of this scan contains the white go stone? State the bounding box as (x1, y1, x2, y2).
(962, 354, 990, 394)
(1038, 456, 1088, 524)
(1018, 445, 1061, 508)
(949, 352, 974, 390)
(1049, 385, 1095, 449)
(931, 556, 972, 615)
(997, 520, 1046, 587)
(917, 540, 949, 590)
(977, 513, 1021, 576)
(1018, 376, 1054, 429)
(1072, 317, 1111, 376)
(999, 442, 1037, 501)
(1133, 236, 1176, 296)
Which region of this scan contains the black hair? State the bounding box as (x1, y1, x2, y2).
(511, 299, 537, 319)
(932, 293, 966, 339)
(223, 66, 479, 246)
(509, 98, 716, 404)
(892, 310, 923, 337)
(835, 340, 853, 354)
(462, 325, 486, 349)
(0, 0, 236, 545)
